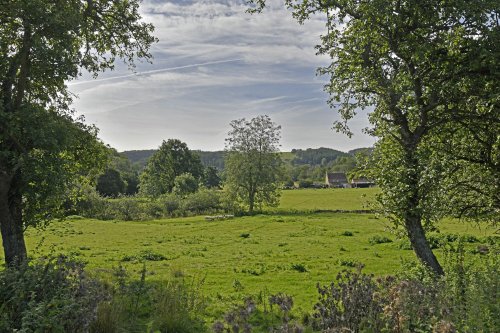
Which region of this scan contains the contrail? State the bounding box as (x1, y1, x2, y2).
(68, 58, 244, 86)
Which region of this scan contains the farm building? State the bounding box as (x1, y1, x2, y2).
(325, 172, 349, 188)
(351, 178, 375, 188)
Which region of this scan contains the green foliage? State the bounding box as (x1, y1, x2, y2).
(76, 188, 222, 220)
(0, 256, 107, 332)
(0, 0, 156, 265)
(14, 106, 108, 228)
(368, 235, 393, 246)
(224, 115, 284, 213)
(291, 147, 349, 166)
(89, 266, 207, 333)
(180, 189, 221, 215)
(96, 168, 126, 197)
(203, 166, 222, 189)
(290, 263, 308, 273)
(173, 173, 200, 196)
(313, 247, 499, 333)
(249, 0, 498, 275)
(140, 139, 204, 197)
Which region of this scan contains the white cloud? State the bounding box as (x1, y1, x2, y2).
(69, 0, 374, 152)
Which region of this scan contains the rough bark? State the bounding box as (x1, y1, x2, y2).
(0, 171, 27, 267)
(402, 141, 444, 276)
(405, 215, 444, 276)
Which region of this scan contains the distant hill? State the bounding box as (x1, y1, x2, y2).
(121, 150, 226, 170)
(348, 147, 374, 156)
(290, 147, 349, 165)
(121, 147, 373, 170)
(121, 150, 156, 168)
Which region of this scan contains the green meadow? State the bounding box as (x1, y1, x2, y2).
(4, 188, 497, 317)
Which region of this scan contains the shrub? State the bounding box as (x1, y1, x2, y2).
(313, 268, 384, 332)
(150, 279, 207, 333)
(182, 189, 221, 214)
(0, 256, 107, 332)
(76, 187, 115, 220)
(143, 200, 165, 219)
(110, 196, 143, 221)
(160, 193, 181, 215)
(173, 173, 199, 196)
(340, 231, 354, 236)
(90, 266, 208, 332)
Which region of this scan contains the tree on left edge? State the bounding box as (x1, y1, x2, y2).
(0, 0, 157, 267)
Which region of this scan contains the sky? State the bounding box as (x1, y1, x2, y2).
(68, 0, 376, 152)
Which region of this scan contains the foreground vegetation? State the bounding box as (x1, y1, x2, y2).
(1, 189, 497, 331)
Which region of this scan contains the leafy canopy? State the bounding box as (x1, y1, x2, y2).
(139, 139, 204, 197)
(0, 0, 157, 264)
(247, 0, 499, 274)
(224, 115, 284, 213)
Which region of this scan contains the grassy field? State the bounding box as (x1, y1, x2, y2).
(4, 188, 495, 319)
(277, 187, 379, 211)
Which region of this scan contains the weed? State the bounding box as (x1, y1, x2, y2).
(338, 259, 358, 267)
(291, 263, 308, 273)
(232, 279, 245, 292)
(368, 235, 392, 245)
(139, 250, 167, 261)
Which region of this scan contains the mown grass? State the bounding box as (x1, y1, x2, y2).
(277, 188, 379, 211)
(1, 188, 496, 320)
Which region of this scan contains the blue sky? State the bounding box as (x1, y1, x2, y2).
(68, 0, 375, 152)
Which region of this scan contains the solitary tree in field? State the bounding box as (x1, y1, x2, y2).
(224, 115, 284, 213)
(139, 139, 204, 197)
(249, 0, 499, 275)
(0, 0, 156, 266)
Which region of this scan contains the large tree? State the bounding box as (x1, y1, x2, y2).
(0, 0, 156, 266)
(224, 115, 284, 213)
(250, 0, 499, 274)
(139, 139, 204, 197)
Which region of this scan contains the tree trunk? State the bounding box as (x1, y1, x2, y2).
(405, 215, 444, 276)
(402, 141, 444, 276)
(248, 191, 255, 214)
(0, 171, 27, 267)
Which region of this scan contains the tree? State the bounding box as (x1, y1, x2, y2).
(203, 166, 222, 189)
(224, 115, 284, 213)
(0, 0, 156, 266)
(139, 139, 204, 197)
(107, 149, 140, 195)
(249, 0, 499, 274)
(96, 168, 126, 198)
(172, 173, 199, 197)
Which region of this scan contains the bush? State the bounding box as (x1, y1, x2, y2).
(150, 279, 207, 333)
(159, 193, 181, 215)
(313, 246, 499, 333)
(181, 189, 221, 214)
(90, 266, 208, 332)
(110, 196, 143, 221)
(0, 256, 107, 332)
(75, 188, 224, 221)
(313, 268, 384, 332)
